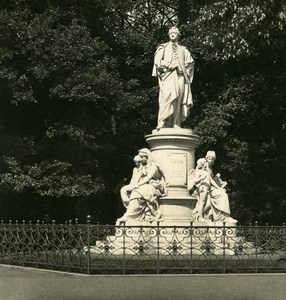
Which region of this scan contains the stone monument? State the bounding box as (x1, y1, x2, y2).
(117, 26, 199, 226)
(91, 26, 246, 257)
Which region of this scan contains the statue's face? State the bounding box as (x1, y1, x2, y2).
(139, 154, 148, 164)
(134, 160, 141, 168)
(169, 31, 179, 42)
(206, 155, 216, 166)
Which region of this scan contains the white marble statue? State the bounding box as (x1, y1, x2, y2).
(118, 148, 166, 222)
(120, 155, 143, 208)
(188, 151, 237, 223)
(152, 26, 194, 129)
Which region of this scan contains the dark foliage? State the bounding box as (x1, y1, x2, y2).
(0, 0, 285, 224)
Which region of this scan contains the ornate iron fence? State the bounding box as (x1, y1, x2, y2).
(1, 218, 286, 274)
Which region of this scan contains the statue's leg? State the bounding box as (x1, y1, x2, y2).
(197, 182, 210, 220)
(157, 119, 165, 129)
(118, 198, 141, 221)
(120, 186, 131, 208)
(172, 98, 181, 128)
(173, 75, 185, 128)
(157, 79, 166, 129)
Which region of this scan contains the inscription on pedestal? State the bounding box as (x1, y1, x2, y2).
(167, 152, 187, 187)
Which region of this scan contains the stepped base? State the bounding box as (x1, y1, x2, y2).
(88, 223, 255, 256)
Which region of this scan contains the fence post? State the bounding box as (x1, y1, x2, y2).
(222, 221, 226, 274)
(36, 219, 40, 269)
(190, 221, 193, 274)
(122, 221, 126, 275)
(86, 215, 92, 275)
(254, 221, 258, 273)
(156, 221, 160, 274)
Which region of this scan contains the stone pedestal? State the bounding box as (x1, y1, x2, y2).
(93, 129, 247, 258)
(145, 128, 199, 225)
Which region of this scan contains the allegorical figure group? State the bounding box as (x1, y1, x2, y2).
(188, 151, 237, 223)
(118, 148, 166, 222)
(119, 149, 236, 223)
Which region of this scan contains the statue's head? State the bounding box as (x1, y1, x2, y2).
(196, 158, 206, 169)
(138, 148, 151, 164)
(168, 26, 180, 35)
(133, 155, 142, 167)
(168, 26, 180, 42)
(205, 151, 216, 166)
(134, 155, 142, 162)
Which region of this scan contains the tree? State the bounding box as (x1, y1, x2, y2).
(0, 1, 125, 222)
(183, 0, 286, 224)
(0, 0, 285, 224)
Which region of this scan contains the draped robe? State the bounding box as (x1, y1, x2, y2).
(152, 42, 194, 128)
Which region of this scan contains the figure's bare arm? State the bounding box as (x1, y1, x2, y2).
(129, 168, 137, 185)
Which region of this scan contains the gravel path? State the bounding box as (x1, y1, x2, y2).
(0, 264, 285, 300)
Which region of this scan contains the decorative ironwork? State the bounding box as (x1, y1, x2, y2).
(0, 220, 286, 274)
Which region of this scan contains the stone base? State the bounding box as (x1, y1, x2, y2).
(89, 222, 255, 256)
(145, 128, 200, 224)
(158, 196, 196, 226)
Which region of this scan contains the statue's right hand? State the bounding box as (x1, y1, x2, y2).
(158, 67, 166, 73)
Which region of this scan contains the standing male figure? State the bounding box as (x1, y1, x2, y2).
(152, 26, 194, 129)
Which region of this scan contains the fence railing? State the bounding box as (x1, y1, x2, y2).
(1, 218, 286, 274)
